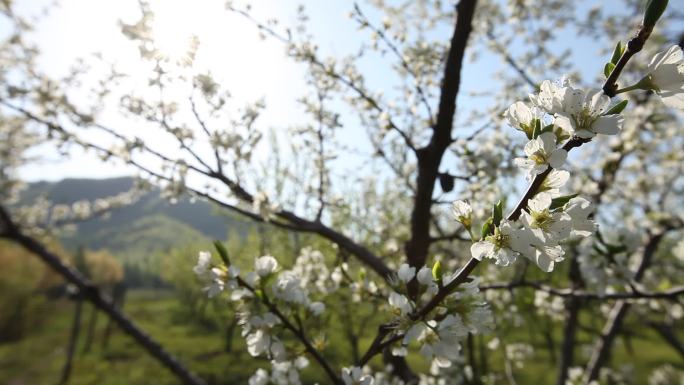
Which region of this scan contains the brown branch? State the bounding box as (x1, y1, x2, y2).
(405, 0, 478, 280)
(583, 229, 669, 383)
(603, 24, 653, 97)
(0, 206, 207, 385)
(235, 276, 343, 385)
(479, 280, 684, 300)
(2, 102, 394, 280)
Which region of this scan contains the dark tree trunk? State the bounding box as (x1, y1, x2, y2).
(58, 298, 83, 385)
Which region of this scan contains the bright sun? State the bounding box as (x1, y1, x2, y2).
(149, 0, 202, 63)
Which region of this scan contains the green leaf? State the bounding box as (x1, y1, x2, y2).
(432, 260, 443, 282)
(604, 62, 616, 78)
(549, 194, 579, 210)
(610, 41, 623, 64)
(481, 217, 494, 239)
(492, 200, 503, 226)
(643, 0, 668, 27)
(604, 100, 628, 115)
(213, 240, 231, 266)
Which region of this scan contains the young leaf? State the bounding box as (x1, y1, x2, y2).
(604, 62, 616, 78)
(432, 260, 443, 283)
(492, 200, 503, 226)
(213, 240, 231, 266)
(610, 41, 623, 64)
(481, 217, 494, 239)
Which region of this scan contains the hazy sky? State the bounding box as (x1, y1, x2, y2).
(10, 0, 673, 182)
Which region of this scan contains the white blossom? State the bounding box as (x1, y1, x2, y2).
(521, 193, 572, 243)
(193, 251, 212, 277)
(309, 301, 325, 316)
(514, 132, 567, 180)
(564, 197, 595, 237)
(529, 80, 569, 115)
(644, 45, 684, 109)
(416, 266, 433, 285)
(249, 368, 270, 385)
(470, 221, 536, 266)
(388, 291, 413, 316)
(538, 169, 570, 198)
(341, 366, 374, 385)
(255, 255, 279, 277)
(452, 200, 473, 228)
(397, 263, 416, 283)
(553, 89, 623, 138)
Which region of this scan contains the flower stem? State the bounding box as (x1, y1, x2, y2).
(614, 84, 642, 94)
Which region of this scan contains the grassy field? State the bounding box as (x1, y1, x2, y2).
(0, 288, 681, 385)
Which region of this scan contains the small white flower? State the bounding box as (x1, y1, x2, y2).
(564, 197, 595, 237)
(248, 368, 270, 385)
(470, 221, 536, 266)
(416, 266, 433, 285)
(255, 255, 279, 277)
(534, 244, 565, 272)
(417, 318, 463, 368)
(341, 366, 374, 385)
(529, 80, 567, 115)
(391, 346, 408, 356)
(246, 329, 271, 357)
(538, 169, 570, 198)
(388, 291, 413, 316)
(520, 193, 572, 243)
(309, 301, 326, 316)
(193, 251, 212, 278)
(553, 89, 624, 138)
(503, 101, 541, 137)
(397, 263, 416, 283)
(452, 200, 473, 228)
(644, 45, 684, 109)
(403, 322, 427, 345)
(514, 132, 568, 180)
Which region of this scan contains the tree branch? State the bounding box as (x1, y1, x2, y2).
(0, 206, 207, 385)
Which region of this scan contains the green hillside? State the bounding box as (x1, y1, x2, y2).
(22, 177, 252, 273)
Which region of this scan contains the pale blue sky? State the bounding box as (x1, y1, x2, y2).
(8, 0, 682, 182)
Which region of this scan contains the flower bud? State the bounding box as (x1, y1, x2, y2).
(643, 0, 668, 27)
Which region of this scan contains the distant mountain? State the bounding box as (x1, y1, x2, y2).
(22, 177, 252, 265)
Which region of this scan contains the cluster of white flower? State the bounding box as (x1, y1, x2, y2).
(193, 249, 339, 383)
(249, 357, 310, 385)
(459, 79, 619, 272)
(386, 263, 492, 369)
(466, 194, 594, 272)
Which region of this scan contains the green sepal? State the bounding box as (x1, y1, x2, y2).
(481, 217, 494, 239)
(492, 200, 503, 227)
(541, 124, 555, 134)
(604, 100, 628, 115)
(213, 240, 231, 266)
(549, 194, 579, 211)
(531, 118, 542, 139)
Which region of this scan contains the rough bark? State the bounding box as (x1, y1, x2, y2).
(405, 0, 478, 278)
